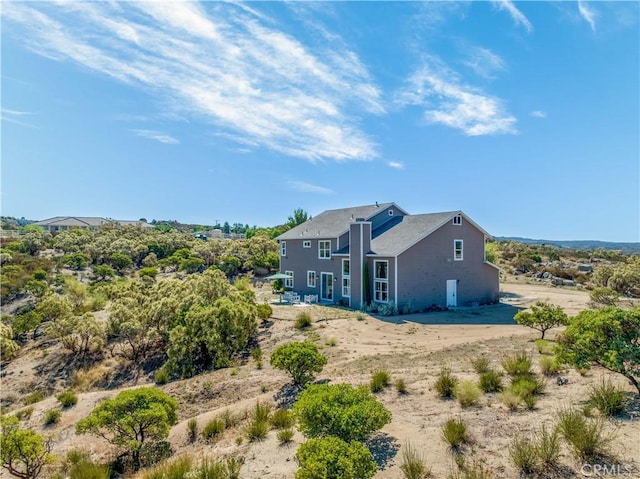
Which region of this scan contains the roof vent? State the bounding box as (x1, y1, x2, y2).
(355, 217, 365, 222)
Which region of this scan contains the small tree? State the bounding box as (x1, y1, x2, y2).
(48, 313, 106, 358)
(557, 307, 640, 393)
(270, 342, 327, 386)
(293, 383, 391, 442)
(76, 387, 178, 470)
(295, 436, 376, 479)
(1, 323, 20, 361)
(1, 415, 53, 479)
(93, 264, 115, 282)
(513, 302, 568, 339)
(110, 253, 133, 273)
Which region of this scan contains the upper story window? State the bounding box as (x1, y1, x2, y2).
(319, 240, 331, 259)
(454, 240, 464, 261)
(280, 241, 286, 257)
(303, 240, 311, 248)
(342, 259, 350, 277)
(374, 260, 388, 279)
(453, 215, 462, 225)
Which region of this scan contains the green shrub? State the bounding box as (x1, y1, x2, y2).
(202, 418, 225, 442)
(143, 456, 193, 479)
(454, 381, 482, 407)
(189, 457, 242, 479)
(509, 435, 538, 474)
(356, 313, 366, 321)
(448, 462, 492, 479)
(295, 436, 377, 479)
(67, 457, 110, 479)
(89, 294, 107, 311)
(435, 367, 458, 398)
(253, 401, 272, 423)
(470, 356, 490, 374)
(522, 394, 537, 410)
(270, 408, 294, 429)
(187, 418, 198, 443)
(395, 378, 408, 394)
(277, 427, 294, 444)
(251, 347, 262, 363)
(370, 369, 391, 393)
(557, 408, 613, 460)
(23, 391, 45, 405)
(44, 408, 62, 425)
(270, 341, 327, 386)
(510, 375, 546, 397)
(441, 417, 467, 448)
(400, 441, 431, 479)
(326, 337, 337, 347)
(500, 391, 521, 411)
(538, 356, 560, 376)
(139, 267, 158, 280)
(534, 339, 555, 355)
(501, 351, 532, 376)
(56, 390, 78, 408)
(220, 409, 238, 428)
(589, 287, 620, 306)
(589, 377, 627, 416)
(294, 312, 312, 329)
(154, 367, 169, 385)
(256, 303, 272, 320)
(246, 419, 269, 442)
(534, 424, 560, 467)
(478, 370, 503, 393)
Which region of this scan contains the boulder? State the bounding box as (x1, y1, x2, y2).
(562, 279, 576, 286)
(577, 264, 593, 272)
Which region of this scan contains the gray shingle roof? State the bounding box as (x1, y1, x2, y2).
(276, 203, 396, 240)
(32, 217, 152, 228)
(370, 212, 458, 256)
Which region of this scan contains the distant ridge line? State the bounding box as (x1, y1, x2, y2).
(496, 237, 640, 253)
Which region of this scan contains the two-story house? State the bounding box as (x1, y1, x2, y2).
(276, 203, 499, 311)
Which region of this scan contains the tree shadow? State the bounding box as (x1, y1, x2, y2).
(618, 391, 640, 421)
(273, 383, 303, 409)
(374, 303, 524, 326)
(365, 432, 400, 470)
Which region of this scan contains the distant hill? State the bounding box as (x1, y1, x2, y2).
(496, 237, 640, 253)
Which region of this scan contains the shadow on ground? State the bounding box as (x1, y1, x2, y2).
(366, 432, 400, 470)
(373, 303, 524, 326)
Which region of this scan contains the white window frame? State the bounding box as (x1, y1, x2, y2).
(342, 259, 350, 297)
(280, 241, 286, 257)
(303, 240, 311, 248)
(284, 270, 294, 289)
(374, 260, 388, 303)
(307, 271, 316, 288)
(388, 209, 394, 216)
(318, 240, 331, 259)
(454, 239, 464, 261)
(453, 215, 462, 225)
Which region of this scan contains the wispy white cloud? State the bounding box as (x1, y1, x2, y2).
(531, 110, 547, 118)
(1, 107, 36, 127)
(397, 56, 517, 136)
(388, 161, 405, 170)
(463, 46, 506, 80)
(131, 129, 179, 144)
(578, 1, 597, 31)
(2, 1, 381, 162)
(287, 180, 334, 195)
(492, 1, 533, 33)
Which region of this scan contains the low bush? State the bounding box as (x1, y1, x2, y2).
(557, 408, 612, 460)
(501, 351, 532, 377)
(470, 356, 490, 374)
(270, 408, 294, 430)
(538, 356, 560, 376)
(326, 337, 337, 347)
(510, 375, 546, 398)
(220, 409, 239, 428)
(589, 377, 627, 417)
(400, 441, 431, 479)
(253, 401, 272, 423)
(500, 391, 521, 411)
(435, 367, 458, 398)
(395, 378, 408, 394)
(370, 369, 391, 393)
(202, 418, 225, 442)
(454, 381, 482, 407)
(256, 303, 273, 320)
(15, 406, 34, 420)
(534, 339, 555, 355)
(294, 312, 312, 329)
(535, 424, 560, 467)
(589, 287, 620, 306)
(478, 370, 503, 393)
(277, 428, 294, 445)
(441, 417, 467, 448)
(448, 462, 492, 479)
(144, 457, 192, 479)
(246, 419, 269, 442)
(154, 367, 169, 385)
(23, 390, 45, 405)
(56, 390, 78, 408)
(44, 408, 62, 425)
(509, 435, 538, 474)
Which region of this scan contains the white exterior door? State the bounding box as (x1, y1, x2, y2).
(446, 280, 457, 308)
(321, 273, 333, 301)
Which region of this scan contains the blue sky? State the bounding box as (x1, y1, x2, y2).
(2, 1, 638, 241)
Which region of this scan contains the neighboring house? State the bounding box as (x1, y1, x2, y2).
(276, 203, 499, 311)
(32, 217, 152, 232)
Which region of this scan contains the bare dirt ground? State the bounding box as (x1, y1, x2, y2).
(2, 279, 639, 478)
